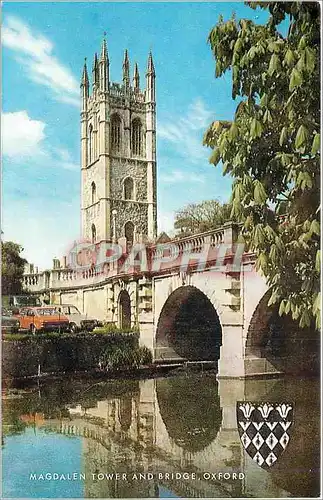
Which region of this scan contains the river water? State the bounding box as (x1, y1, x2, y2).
(2, 372, 320, 498)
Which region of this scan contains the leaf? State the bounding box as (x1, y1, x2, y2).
(265, 225, 277, 242)
(234, 183, 245, 202)
(280, 152, 292, 166)
(257, 252, 267, 271)
(248, 46, 257, 60)
(254, 180, 267, 204)
(296, 171, 313, 190)
(209, 148, 221, 166)
(313, 292, 321, 313)
(269, 244, 279, 263)
(299, 309, 311, 328)
(296, 54, 306, 72)
(304, 46, 316, 72)
(250, 118, 263, 139)
(295, 125, 309, 150)
(275, 236, 284, 253)
(254, 224, 266, 246)
(310, 219, 320, 236)
(234, 38, 243, 53)
(315, 250, 321, 273)
(311, 133, 320, 155)
(269, 53, 280, 76)
(279, 300, 285, 316)
(268, 289, 280, 307)
(298, 35, 307, 50)
(289, 67, 303, 91)
(279, 127, 288, 146)
(229, 122, 238, 141)
(223, 162, 232, 175)
(260, 93, 268, 107)
(263, 109, 272, 123)
(284, 48, 295, 67)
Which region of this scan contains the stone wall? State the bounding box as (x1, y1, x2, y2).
(2, 334, 138, 380)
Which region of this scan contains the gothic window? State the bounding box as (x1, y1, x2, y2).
(91, 223, 96, 243)
(131, 118, 142, 156)
(88, 124, 93, 163)
(124, 221, 134, 245)
(124, 177, 134, 200)
(111, 114, 122, 153)
(91, 182, 96, 204)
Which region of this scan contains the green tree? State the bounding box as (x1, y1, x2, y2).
(174, 199, 232, 236)
(1, 241, 27, 295)
(204, 2, 320, 328)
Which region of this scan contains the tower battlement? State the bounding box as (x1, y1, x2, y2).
(80, 38, 157, 245)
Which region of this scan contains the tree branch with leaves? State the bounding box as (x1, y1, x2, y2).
(204, 2, 320, 328)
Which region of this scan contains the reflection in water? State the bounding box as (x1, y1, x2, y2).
(2, 373, 320, 498)
(156, 376, 222, 453)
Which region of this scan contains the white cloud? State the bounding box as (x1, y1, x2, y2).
(160, 169, 205, 185)
(2, 111, 46, 158)
(2, 110, 78, 170)
(158, 97, 213, 164)
(2, 16, 79, 107)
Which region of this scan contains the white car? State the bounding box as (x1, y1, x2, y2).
(56, 304, 98, 333)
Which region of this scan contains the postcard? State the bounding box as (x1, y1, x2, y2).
(1, 1, 321, 499)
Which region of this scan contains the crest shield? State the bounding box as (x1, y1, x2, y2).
(237, 402, 294, 469)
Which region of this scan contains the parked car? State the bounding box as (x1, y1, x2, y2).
(2, 308, 20, 334)
(55, 305, 98, 333)
(18, 306, 69, 334)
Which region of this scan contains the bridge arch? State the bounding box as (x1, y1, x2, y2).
(155, 285, 222, 361)
(246, 289, 320, 374)
(118, 289, 131, 329)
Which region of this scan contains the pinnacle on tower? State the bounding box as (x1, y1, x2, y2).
(147, 51, 155, 76)
(123, 49, 130, 87)
(100, 36, 108, 62)
(146, 51, 155, 103)
(92, 52, 99, 88)
(99, 35, 109, 91)
(81, 59, 89, 89)
(133, 62, 140, 91)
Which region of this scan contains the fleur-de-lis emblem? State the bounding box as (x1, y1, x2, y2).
(258, 403, 274, 419)
(239, 402, 255, 419)
(277, 403, 292, 419)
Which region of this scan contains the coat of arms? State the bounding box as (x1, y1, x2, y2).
(237, 402, 294, 468)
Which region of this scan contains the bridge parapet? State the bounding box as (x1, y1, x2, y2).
(23, 222, 243, 294)
(23, 272, 50, 293)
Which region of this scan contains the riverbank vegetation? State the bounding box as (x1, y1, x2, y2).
(204, 2, 320, 328)
(100, 343, 152, 371)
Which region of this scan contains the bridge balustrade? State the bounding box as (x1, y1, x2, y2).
(22, 223, 240, 292)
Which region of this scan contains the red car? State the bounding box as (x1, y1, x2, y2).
(18, 306, 69, 334)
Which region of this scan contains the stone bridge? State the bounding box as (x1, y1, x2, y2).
(23, 223, 319, 378)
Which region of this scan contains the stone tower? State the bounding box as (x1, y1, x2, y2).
(80, 38, 157, 246)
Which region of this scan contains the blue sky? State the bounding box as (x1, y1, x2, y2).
(2, 2, 270, 269)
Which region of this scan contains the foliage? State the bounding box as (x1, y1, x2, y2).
(1, 241, 27, 295)
(100, 343, 152, 371)
(93, 323, 139, 335)
(3, 331, 139, 342)
(204, 2, 320, 328)
(3, 333, 33, 342)
(174, 199, 233, 236)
